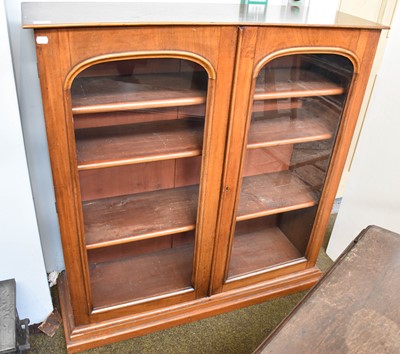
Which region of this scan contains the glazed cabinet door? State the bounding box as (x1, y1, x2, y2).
(35, 26, 236, 324)
(74, 58, 211, 311)
(212, 26, 380, 294)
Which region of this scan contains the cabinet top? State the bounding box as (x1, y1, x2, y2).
(22, 2, 386, 29)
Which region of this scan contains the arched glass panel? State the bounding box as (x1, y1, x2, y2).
(228, 54, 353, 279)
(70, 58, 208, 308)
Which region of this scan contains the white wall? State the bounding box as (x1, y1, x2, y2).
(327, 3, 400, 260)
(5, 0, 64, 272)
(0, 0, 52, 324)
(335, 0, 397, 197)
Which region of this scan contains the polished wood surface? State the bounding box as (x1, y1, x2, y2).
(254, 69, 344, 101)
(211, 25, 381, 296)
(28, 5, 383, 350)
(71, 73, 206, 114)
(74, 104, 206, 129)
(254, 226, 400, 354)
(34, 25, 233, 327)
(22, 2, 387, 29)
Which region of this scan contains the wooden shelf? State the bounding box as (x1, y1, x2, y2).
(83, 169, 316, 250)
(75, 118, 204, 170)
(89, 242, 194, 308)
(71, 73, 206, 114)
(247, 100, 339, 148)
(252, 99, 303, 113)
(293, 165, 326, 191)
(237, 170, 318, 221)
(254, 69, 344, 100)
(228, 226, 302, 278)
(83, 185, 199, 249)
(290, 145, 331, 168)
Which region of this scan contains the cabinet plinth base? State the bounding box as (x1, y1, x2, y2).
(58, 268, 322, 353)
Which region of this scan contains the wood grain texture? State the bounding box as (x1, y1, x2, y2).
(78, 160, 176, 202)
(83, 185, 199, 249)
(75, 118, 204, 170)
(255, 226, 400, 354)
(247, 99, 339, 148)
(35, 29, 93, 325)
(237, 171, 318, 221)
(174, 156, 202, 187)
(82, 168, 317, 250)
(79, 157, 202, 202)
(210, 26, 259, 294)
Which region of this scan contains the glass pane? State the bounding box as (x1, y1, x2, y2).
(228, 54, 353, 279)
(71, 58, 208, 308)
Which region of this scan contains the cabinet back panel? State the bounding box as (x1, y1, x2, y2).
(242, 146, 292, 177)
(74, 108, 178, 129)
(79, 160, 175, 201)
(87, 231, 195, 264)
(79, 157, 203, 201)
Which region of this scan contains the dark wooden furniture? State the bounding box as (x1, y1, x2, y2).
(0, 279, 30, 353)
(254, 225, 400, 353)
(22, 3, 385, 352)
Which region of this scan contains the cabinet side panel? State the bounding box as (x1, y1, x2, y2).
(34, 28, 91, 325)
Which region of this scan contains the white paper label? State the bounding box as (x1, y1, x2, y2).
(36, 36, 49, 45)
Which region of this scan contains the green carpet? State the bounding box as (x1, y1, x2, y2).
(28, 218, 335, 354)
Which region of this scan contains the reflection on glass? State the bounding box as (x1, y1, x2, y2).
(70, 58, 208, 307)
(228, 54, 353, 279)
